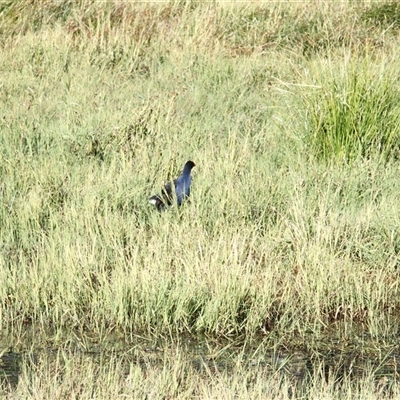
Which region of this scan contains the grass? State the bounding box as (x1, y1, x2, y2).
(294, 55, 400, 162)
(2, 0, 400, 397)
(1, 339, 398, 399)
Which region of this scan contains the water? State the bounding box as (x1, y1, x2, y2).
(0, 325, 398, 394)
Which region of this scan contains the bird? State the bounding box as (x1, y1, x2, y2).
(149, 160, 196, 211)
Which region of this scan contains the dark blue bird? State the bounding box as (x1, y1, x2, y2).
(149, 160, 196, 211)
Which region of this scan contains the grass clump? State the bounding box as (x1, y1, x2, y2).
(296, 56, 400, 162)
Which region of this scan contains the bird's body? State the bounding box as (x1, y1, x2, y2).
(149, 161, 195, 211)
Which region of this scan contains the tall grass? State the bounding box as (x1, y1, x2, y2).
(1, 0, 400, 384)
(295, 55, 400, 162)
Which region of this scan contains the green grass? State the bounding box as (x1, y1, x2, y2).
(2, 0, 400, 397)
(294, 55, 400, 162)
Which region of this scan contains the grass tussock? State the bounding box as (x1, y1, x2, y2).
(294, 56, 400, 162)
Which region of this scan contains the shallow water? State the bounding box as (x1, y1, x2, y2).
(0, 324, 399, 393)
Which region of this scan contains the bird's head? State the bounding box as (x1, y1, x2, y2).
(183, 160, 196, 173)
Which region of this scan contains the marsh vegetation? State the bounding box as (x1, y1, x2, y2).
(2, 0, 400, 398)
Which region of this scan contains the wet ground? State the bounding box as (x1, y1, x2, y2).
(0, 323, 399, 394)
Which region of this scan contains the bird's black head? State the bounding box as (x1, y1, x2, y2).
(183, 160, 196, 172)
